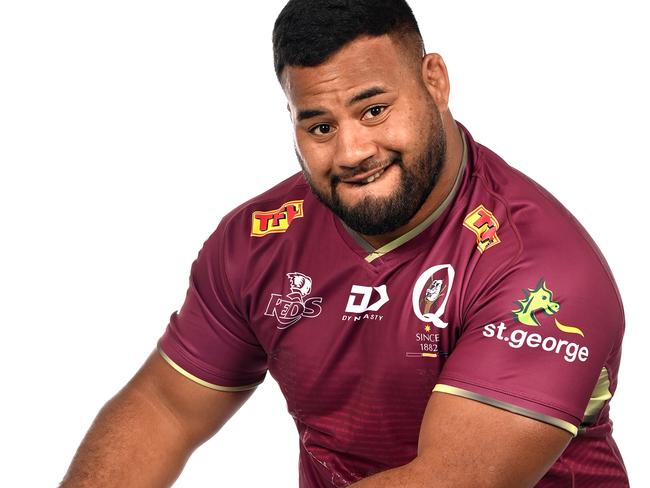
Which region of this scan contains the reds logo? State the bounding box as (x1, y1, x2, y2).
(264, 272, 323, 329)
(251, 200, 304, 237)
(463, 204, 501, 253)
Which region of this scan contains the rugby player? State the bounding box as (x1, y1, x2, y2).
(60, 0, 628, 486)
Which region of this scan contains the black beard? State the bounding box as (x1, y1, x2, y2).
(298, 121, 446, 236)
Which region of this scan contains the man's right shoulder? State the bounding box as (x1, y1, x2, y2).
(219, 171, 312, 235)
(193, 171, 317, 292)
(199, 170, 321, 257)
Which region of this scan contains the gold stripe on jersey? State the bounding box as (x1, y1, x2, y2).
(158, 347, 263, 392)
(433, 384, 578, 437)
(582, 367, 612, 426)
(364, 129, 468, 263)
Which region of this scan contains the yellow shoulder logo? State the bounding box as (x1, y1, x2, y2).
(513, 278, 585, 337)
(251, 200, 304, 237)
(463, 204, 501, 253)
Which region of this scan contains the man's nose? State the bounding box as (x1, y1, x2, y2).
(333, 124, 377, 169)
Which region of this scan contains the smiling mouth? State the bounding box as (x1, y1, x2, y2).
(341, 162, 394, 186)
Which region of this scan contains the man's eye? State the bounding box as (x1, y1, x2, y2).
(309, 124, 332, 136)
(362, 105, 387, 120)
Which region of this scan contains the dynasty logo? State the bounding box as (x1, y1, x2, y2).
(463, 204, 501, 253)
(264, 272, 323, 329)
(251, 200, 304, 237)
(345, 285, 389, 314)
(342, 284, 389, 322)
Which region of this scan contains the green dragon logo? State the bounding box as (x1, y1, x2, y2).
(513, 279, 584, 336)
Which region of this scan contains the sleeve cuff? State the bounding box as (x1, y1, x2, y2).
(433, 383, 578, 436)
(157, 345, 264, 392)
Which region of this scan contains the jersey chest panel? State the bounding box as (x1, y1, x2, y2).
(246, 238, 470, 460)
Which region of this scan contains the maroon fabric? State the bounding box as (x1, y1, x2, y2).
(159, 124, 628, 487)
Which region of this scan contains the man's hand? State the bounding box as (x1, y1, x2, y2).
(59, 349, 255, 487)
(349, 391, 571, 487)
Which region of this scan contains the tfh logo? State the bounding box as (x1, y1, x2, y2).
(251, 200, 304, 237)
(463, 205, 501, 253)
(265, 272, 323, 329)
(345, 285, 389, 313)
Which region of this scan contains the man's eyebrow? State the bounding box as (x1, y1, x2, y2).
(296, 109, 327, 122)
(348, 86, 387, 106)
(295, 87, 388, 122)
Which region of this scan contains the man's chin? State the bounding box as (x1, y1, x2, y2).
(332, 192, 396, 216)
(341, 213, 409, 236)
(331, 196, 413, 236)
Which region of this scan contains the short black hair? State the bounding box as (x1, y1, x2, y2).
(272, 0, 424, 81)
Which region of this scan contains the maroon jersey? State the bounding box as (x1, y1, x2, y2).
(159, 124, 628, 487)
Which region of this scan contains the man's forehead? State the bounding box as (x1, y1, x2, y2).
(282, 35, 413, 106)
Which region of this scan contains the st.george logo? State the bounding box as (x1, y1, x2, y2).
(265, 272, 323, 329)
(251, 200, 304, 237)
(482, 279, 589, 363)
(513, 278, 584, 336)
(412, 264, 455, 329)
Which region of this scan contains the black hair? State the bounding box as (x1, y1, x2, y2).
(272, 0, 424, 81)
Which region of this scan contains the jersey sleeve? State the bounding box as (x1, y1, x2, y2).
(158, 218, 267, 391)
(436, 237, 624, 436)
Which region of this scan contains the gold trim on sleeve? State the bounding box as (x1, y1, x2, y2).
(433, 384, 578, 437)
(157, 347, 263, 392)
(582, 367, 612, 425)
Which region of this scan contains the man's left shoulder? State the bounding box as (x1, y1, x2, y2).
(461, 134, 621, 316)
(469, 139, 600, 259)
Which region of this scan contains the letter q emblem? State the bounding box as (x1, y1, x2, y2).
(411, 264, 455, 329)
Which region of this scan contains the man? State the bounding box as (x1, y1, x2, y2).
(61, 0, 628, 486)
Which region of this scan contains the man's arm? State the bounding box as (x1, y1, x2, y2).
(60, 349, 255, 487)
(349, 391, 571, 488)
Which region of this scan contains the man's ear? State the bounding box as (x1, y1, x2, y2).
(421, 53, 451, 113)
(287, 103, 293, 122)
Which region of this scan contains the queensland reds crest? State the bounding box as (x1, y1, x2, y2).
(412, 264, 455, 329)
(264, 272, 323, 329)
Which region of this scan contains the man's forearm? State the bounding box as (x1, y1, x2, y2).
(349, 458, 431, 488)
(60, 384, 194, 487)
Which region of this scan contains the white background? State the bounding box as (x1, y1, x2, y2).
(1, 1, 647, 486)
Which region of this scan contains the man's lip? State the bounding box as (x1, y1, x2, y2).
(340, 163, 392, 184)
